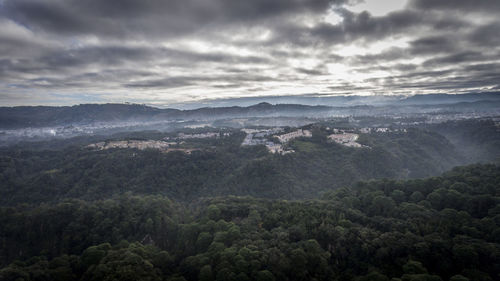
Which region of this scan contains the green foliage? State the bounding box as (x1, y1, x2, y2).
(199, 265, 214, 281)
(403, 261, 428, 274)
(0, 160, 499, 281)
(358, 271, 390, 281)
(449, 275, 469, 281)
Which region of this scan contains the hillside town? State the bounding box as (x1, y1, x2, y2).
(83, 125, 410, 156)
(328, 133, 362, 147)
(87, 140, 198, 154)
(165, 132, 230, 140)
(277, 129, 312, 142)
(241, 128, 312, 154)
(88, 140, 173, 150)
(359, 127, 407, 133)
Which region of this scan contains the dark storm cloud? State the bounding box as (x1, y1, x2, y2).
(2, 0, 350, 38)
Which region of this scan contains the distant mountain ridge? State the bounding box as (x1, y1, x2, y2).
(400, 92, 500, 105)
(0, 102, 333, 129)
(169, 91, 500, 109)
(1, 92, 500, 129)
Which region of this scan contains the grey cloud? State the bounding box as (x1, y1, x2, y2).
(350, 32, 487, 67)
(295, 67, 328, 76)
(422, 51, 491, 67)
(409, 36, 458, 55)
(0, 18, 58, 59)
(366, 61, 500, 92)
(392, 64, 419, 72)
(468, 22, 500, 47)
(304, 9, 423, 45)
(327, 83, 372, 91)
(125, 77, 194, 89)
(210, 83, 243, 89)
(268, 8, 469, 48)
(3, 0, 349, 39)
(40, 46, 155, 68)
(125, 73, 276, 89)
(355, 63, 419, 74)
(464, 63, 500, 73)
(351, 48, 408, 65)
(0, 44, 272, 81)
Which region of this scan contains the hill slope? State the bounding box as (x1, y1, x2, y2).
(0, 128, 464, 205)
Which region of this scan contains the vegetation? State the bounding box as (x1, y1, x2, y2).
(0, 128, 468, 204)
(425, 119, 500, 164)
(0, 119, 499, 280)
(1, 164, 499, 280)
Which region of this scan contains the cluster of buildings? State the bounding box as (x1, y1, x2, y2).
(176, 132, 220, 139)
(241, 128, 311, 154)
(276, 129, 312, 143)
(266, 142, 294, 154)
(165, 131, 230, 140)
(359, 127, 406, 133)
(87, 140, 175, 151)
(87, 140, 199, 154)
(241, 128, 283, 146)
(328, 133, 362, 147)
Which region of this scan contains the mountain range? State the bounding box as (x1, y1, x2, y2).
(1, 92, 500, 129)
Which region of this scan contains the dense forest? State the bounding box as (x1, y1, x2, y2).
(0, 164, 499, 280)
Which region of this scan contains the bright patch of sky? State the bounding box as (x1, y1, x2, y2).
(348, 0, 409, 16)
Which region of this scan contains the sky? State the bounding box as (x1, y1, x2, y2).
(1, 0, 500, 106)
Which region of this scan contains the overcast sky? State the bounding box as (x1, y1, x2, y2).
(1, 0, 499, 106)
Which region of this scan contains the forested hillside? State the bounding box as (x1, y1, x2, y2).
(426, 119, 500, 164)
(0, 128, 465, 204)
(1, 164, 499, 281)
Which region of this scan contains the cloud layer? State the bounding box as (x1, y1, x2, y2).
(1, 0, 499, 105)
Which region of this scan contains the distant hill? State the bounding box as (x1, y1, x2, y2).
(400, 92, 500, 105)
(1, 92, 500, 129)
(0, 104, 173, 129)
(170, 91, 500, 108)
(0, 103, 333, 129)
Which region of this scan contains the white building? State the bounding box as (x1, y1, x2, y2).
(277, 129, 312, 143)
(328, 133, 362, 148)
